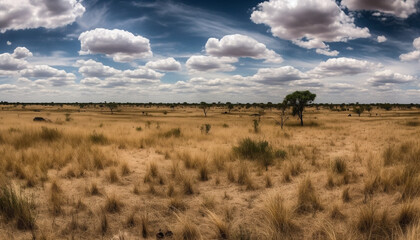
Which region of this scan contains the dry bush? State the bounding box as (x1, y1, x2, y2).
(282, 160, 303, 182)
(206, 210, 230, 239)
(169, 197, 188, 212)
(87, 182, 100, 196)
(50, 180, 63, 215)
(262, 193, 296, 238)
(107, 167, 119, 183)
(331, 157, 347, 174)
(105, 194, 123, 213)
(198, 161, 210, 181)
(397, 202, 420, 231)
(296, 177, 323, 213)
(0, 184, 36, 230)
(181, 175, 195, 195)
(175, 213, 201, 240)
(356, 203, 396, 239)
(342, 187, 351, 203)
(140, 213, 150, 238)
(119, 161, 130, 176)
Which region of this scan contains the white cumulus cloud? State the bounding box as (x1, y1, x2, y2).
(342, 0, 418, 18)
(146, 57, 182, 71)
(79, 28, 153, 62)
(186, 56, 238, 72)
(0, 0, 85, 33)
(249, 66, 308, 85)
(400, 37, 420, 61)
(75, 59, 121, 78)
(368, 70, 416, 86)
(250, 0, 370, 55)
(377, 35, 387, 43)
(308, 57, 380, 77)
(205, 34, 283, 63)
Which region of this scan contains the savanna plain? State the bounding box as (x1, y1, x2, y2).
(0, 104, 420, 240)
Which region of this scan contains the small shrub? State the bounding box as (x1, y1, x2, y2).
(65, 113, 71, 121)
(87, 182, 100, 196)
(100, 213, 108, 235)
(331, 157, 347, 174)
(265, 175, 273, 188)
(274, 149, 287, 159)
(40, 127, 61, 141)
(397, 202, 420, 230)
(89, 132, 108, 144)
(253, 119, 259, 133)
(263, 194, 295, 237)
(207, 210, 230, 239)
(198, 163, 209, 181)
(296, 177, 323, 213)
(120, 161, 130, 176)
(105, 195, 123, 213)
(136, 126, 142, 131)
(222, 123, 229, 128)
(233, 138, 274, 170)
(161, 128, 181, 138)
(182, 176, 195, 195)
(175, 214, 201, 240)
(356, 204, 395, 238)
(342, 187, 350, 202)
(141, 214, 150, 238)
(108, 168, 119, 183)
(0, 184, 36, 230)
(200, 124, 211, 134)
(169, 197, 187, 211)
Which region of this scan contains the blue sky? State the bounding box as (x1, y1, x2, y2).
(1, 0, 420, 103)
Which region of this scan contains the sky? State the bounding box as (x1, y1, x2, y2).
(1, 0, 420, 103)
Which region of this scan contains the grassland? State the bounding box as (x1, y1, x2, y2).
(0, 104, 419, 239)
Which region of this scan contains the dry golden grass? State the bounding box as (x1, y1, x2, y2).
(0, 104, 420, 239)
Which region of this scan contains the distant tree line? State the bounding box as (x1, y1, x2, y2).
(0, 101, 418, 111)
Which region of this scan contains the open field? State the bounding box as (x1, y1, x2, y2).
(0, 105, 420, 239)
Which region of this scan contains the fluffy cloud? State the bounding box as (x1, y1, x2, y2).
(75, 59, 121, 78)
(0, 84, 18, 91)
(400, 37, 420, 61)
(0, 53, 28, 71)
(250, 66, 307, 85)
(368, 70, 416, 86)
(205, 34, 283, 63)
(0, 0, 85, 32)
(250, 0, 370, 55)
(251, 0, 365, 41)
(309, 57, 380, 77)
(328, 83, 356, 91)
(122, 67, 164, 80)
(146, 57, 182, 71)
(20, 65, 76, 86)
(12, 47, 32, 59)
(186, 56, 237, 72)
(342, 0, 418, 18)
(377, 35, 387, 43)
(79, 28, 153, 62)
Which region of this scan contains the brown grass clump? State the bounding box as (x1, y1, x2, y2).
(100, 213, 108, 235)
(198, 161, 210, 181)
(342, 187, 351, 203)
(105, 194, 123, 213)
(175, 213, 202, 240)
(296, 177, 323, 213)
(50, 180, 63, 215)
(206, 210, 230, 239)
(0, 184, 36, 230)
(169, 197, 188, 212)
(397, 202, 420, 231)
(182, 175, 195, 195)
(107, 167, 119, 183)
(331, 157, 347, 174)
(140, 213, 150, 238)
(356, 203, 396, 239)
(262, 193, 296, 238)
(120, 161, 130, 176)
(87, 182, 100, 196)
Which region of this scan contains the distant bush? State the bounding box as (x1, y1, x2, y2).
(253, 120, 260, 133)
(200, 124, 211, 134)
(233, 138, 274, 170)
(40, 127, 61, 141)
(405, 121, 420, 127)
(274, 149, 287, 159)
(136, 127, 142, 131)
(160, 128, 181, 138)
(222, 123, 229, 128)
(89, 132, 108, 144)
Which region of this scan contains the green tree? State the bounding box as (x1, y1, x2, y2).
(284, 90, 316, 126)
(199, 102, 210, 117)
(107, 102, 118, 114)
(353, 106, 364, 117)
(226, 102, 233, 113)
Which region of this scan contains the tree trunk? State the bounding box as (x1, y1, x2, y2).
(300, 113, 303, 126)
